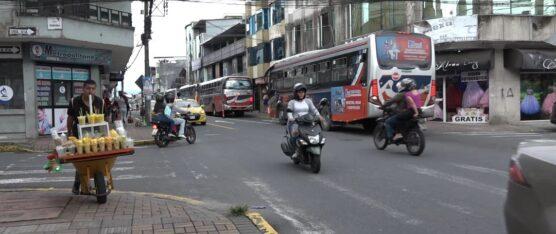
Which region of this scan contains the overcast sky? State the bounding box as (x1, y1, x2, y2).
(121, 1, 244, 94)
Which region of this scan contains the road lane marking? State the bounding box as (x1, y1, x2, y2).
(228, 118, 273, 125)
(207, 123, 235, 130)
(313, 177, 423, 226)
(0, 173, 175, 185)
(0, 167, 135, 176)
(214, 120, 235, 124)
(243, 177, 334, 234)
(451, 163, 507, 177)
(404, 165, 506, 196)
(116, 161, 134, 165)
(436, 201, 473, 215)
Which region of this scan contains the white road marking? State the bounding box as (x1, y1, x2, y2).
(0, 167, 135, 176)
(436, 201, 473, 215)
(116, 161, 134, 165)
(243, 177, 334, 234)
(214, 120, 235, 124)
(204, 134, 221, 136)
(226, 118, 273, 125)
(6, 164, 14, 169)
(190, 170, 208, 180)
(404, 165, 506, 196)
(313, 177, 423, 226)
(0, 173, 175, 185)
(451, 163, 507, 177)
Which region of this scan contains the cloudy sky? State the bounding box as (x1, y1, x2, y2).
(121, 0, 244, 94)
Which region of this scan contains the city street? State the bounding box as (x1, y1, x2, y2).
(2, 114, 556, 234)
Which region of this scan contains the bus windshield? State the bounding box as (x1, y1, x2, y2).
(225, 79, 251, 90)
(375, 34, 432, 70)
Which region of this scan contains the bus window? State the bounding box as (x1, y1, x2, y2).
(225, 79, 251, 90)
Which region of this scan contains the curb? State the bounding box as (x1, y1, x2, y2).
(246, 211, 278, 234)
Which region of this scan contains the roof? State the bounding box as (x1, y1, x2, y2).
(201, 23, 245, 47)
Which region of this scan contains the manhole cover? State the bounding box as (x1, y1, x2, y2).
(0, 193, 69, 223)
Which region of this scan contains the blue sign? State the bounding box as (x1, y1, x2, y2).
(35, 66, 51, 80)
(29, 43, 111, 65)
(72, 68, 89, 81)
(52, 67, 72, 80)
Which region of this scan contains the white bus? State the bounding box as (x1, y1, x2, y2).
(266, 31, 436, 130)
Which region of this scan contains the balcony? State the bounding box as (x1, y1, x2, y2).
(17, 1, 132, 28)
(202, 39, 246, 66)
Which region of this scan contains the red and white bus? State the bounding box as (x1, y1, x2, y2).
(266, 32, 436, 130)
(197, 76, 254, 117)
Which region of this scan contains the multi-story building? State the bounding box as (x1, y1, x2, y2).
(245, 0, 286, 111)
(0, 0, 134, 139)
(201, 22, 246, 80)
(184, 17, 243, 84)
(156, 59, 188, 90)
(280, 1, 556, 124)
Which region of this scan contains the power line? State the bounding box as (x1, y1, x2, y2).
(124, 45, 144, 71)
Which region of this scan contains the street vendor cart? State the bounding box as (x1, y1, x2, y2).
(45, 112, 135, 204)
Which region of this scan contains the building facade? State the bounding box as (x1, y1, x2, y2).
(245, 0, 286, 111)
(0, 0, 134, 139)
(156, 59, 187, 90)
(279, 0, 556, 124)
(184, 17, 243, 84)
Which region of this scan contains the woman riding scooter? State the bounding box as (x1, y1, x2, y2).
(164, 93, 186, 139)
(382, 78, 420, 143)
(287, 83, 325, 159)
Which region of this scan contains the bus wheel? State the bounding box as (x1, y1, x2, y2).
(320, 107, 333, 131)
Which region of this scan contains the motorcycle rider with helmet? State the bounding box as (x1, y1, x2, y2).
(287, 83, 325, 159)
(163, 93, 186, 139)
(381, 78, 420, 143)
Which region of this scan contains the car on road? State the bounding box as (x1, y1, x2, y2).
(175, 99, 207, 125)
(504, 139, 556, 234)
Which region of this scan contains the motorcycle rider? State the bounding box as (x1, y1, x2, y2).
(164, 93, 186, 139)
(152, 94, 174, 127)
(382, 78, 420, 143)
(287, 83, 325, 159)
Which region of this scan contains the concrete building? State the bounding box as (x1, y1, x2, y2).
(280, 1, 556, 124)
(156, 59, 187, 90)
(200, 23, 246, 80)
(245, 0, 286, 111)
(184, 17, 243, 84)
(0, 0, 134, 139)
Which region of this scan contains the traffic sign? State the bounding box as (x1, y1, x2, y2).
(135, 75, 144, 90)
(9, 27, 37, 37)
(0, 46, 21, 54)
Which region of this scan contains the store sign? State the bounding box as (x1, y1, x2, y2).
(29, 43, 111, 65)
(47, 17, 63, 30)
(0, 85, 14, 103)
(436, 50, 492, 73)
(414, 15, 478, 44)
(505, 49, 556, 70)
(461, 70, 488, 82)
(143, 76, 153, 95)
(0, 45, 22, 59)
(452, 108, 488, 123)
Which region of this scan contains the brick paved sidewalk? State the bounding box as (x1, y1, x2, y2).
(0, 190, 260, 234)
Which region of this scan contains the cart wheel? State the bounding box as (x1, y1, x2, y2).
(94, 172, 107, 204)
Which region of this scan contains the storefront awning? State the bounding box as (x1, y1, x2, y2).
(436, 50, 493, 74)
(504, 49, 556, 71)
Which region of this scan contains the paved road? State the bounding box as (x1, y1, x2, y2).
(2, 114, 555, 233)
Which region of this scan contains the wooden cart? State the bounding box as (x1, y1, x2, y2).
(50, 148, 134, 204)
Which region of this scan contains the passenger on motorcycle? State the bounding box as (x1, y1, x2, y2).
(287, 83, 325, 159)
(164, 93, 186, 139)
(153, 94, 174, 125)
(382, 78, 421, 142)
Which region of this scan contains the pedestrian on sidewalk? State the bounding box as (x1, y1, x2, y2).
(66, 79, 104, 195)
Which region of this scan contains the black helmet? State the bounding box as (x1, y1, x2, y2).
(396, 78, 417, 92)
(165, 92, 175, 103)
(293, 83, 307, 100)
(155, 93, 165, 102)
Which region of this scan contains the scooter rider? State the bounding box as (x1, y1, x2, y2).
(287, 83, 325, 159)
(382, 78, 419, 143)
(164, 93, 186, 139)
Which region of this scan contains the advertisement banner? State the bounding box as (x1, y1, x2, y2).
(35, 66, 52, 79)
(376, 35, 431, 69)
(330, 86, 367, 122)
(414, 15, 478, 44)
(52, 67, 72, 80)
(72, 68, 89, 81)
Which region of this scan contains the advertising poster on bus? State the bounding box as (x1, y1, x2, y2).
(375, 34, 431, 69)
(330, 86, 367, 122)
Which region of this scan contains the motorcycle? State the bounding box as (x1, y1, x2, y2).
(151, 112, 197, 148)
(281, 114, 326, 173)
(373, 106, 426, 156)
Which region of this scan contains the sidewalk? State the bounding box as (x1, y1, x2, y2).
(0, 190, 261, 234)
(425, 120, 556, 133)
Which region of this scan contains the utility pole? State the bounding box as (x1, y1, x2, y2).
(142, 0, 153, 123)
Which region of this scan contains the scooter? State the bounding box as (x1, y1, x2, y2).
(372, 106, 426, 156)
(151, 113, 196, 148)
(281, 114, 326, 173)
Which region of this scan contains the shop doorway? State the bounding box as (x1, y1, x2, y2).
(434, 72, 489, 123)
(520, 73, 556, 120)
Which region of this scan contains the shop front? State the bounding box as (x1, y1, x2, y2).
(505, 49, 556, 121)
(29, 43, 111, 136)
(434, 50, 493, 123)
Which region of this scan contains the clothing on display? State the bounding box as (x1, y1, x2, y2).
(521, 88, 541, 115)
(479, 88, 489, 109)
(462, 81, 484, 108)
(542, 91, 556, 115)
